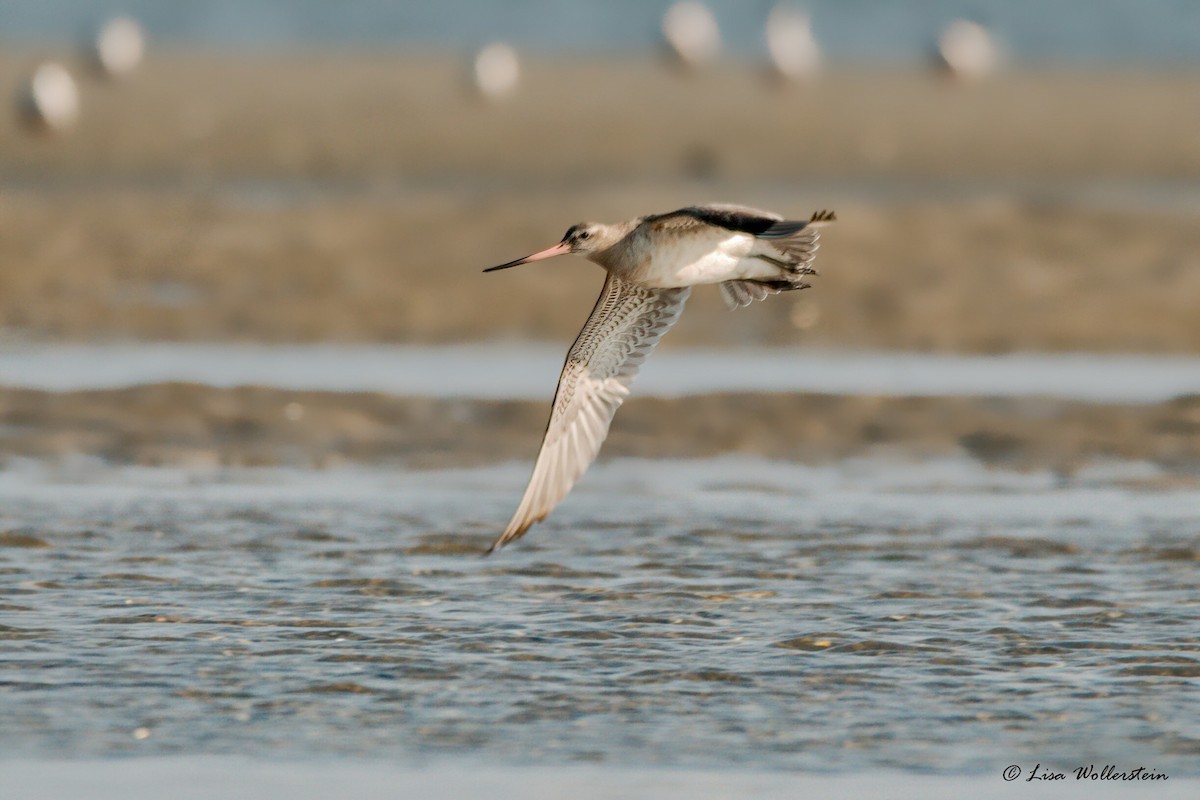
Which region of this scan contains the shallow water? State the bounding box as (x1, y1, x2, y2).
(3, 344, 1200, 403)
(1, 457, 1197, 773)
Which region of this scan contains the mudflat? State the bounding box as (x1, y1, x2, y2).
(1, 52, 1198, 351)
(2, 385, 1197, 475)
(3, 190, 1199, 351)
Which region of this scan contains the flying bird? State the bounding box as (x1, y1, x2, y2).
(483, 204, 836, 552)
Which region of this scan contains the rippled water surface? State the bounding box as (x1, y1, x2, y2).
(1, 459, 1197, 772)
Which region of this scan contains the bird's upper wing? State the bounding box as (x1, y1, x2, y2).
(488, 273, 690, 552)
(644, 203, 815, 239)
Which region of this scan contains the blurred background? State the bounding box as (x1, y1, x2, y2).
(2, 1, 1199, 788)
(0, 0, 1197, 466)
(1, 1, 1198, 337)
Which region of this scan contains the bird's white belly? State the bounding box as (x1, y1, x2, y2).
(637, 233, 770, 288)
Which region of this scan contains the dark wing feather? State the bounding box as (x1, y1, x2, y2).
(646, 203, 814, 239)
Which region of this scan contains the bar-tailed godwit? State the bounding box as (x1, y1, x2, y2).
(484, 204, 836, 552)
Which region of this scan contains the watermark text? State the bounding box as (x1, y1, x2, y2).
(1003, 763, 1169, 782)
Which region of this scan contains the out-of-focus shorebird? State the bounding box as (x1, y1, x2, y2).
(483, 204, 836, 552)
(934, 20, 1000, 80)
(765, 4, 822, 82)
(90, 17, 146, 79)
(662, 1, 722, 69)
(472, 42, 520, 101)
(16, 62, 80, 135)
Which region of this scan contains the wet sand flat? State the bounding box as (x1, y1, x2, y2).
(1, 52, 1199, 352)
(1, 191, 1199, 352)
(2, 383, 1198, 473)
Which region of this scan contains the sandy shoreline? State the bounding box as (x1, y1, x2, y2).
(2, 384, 1197, 474)
(1, 52, 1198, 351)
(1, 193, 1198, 351)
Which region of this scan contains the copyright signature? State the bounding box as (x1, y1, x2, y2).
(1003, 764, 1169, 782)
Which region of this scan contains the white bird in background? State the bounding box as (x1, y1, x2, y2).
(91, 16, 146, 78)
(16, 63, 80, 134)
(662, 2, 722, 69)
(765, 5, 822, 81)
(472, 42, 521, 101)
(935, 20, 1000, 80)
(483, 204, 836, 552)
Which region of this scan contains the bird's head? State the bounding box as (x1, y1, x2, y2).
(484, 222, 618, 272)
(562, 222, 613, 254)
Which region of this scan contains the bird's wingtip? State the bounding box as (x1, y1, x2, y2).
(485, 517, 539, 555)
(485, 528, 516, 555)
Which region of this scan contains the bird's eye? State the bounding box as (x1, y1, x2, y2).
(579, 231, 590, 240)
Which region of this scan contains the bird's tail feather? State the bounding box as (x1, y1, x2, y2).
(765, 211, 834, 265)
(727, 210, 833, 309)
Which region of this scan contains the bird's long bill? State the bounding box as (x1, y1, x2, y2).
(483, 241, 571, 272)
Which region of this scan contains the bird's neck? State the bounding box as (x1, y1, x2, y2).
(588, 221, 641, 274)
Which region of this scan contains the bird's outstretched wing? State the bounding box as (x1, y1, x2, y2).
(488, 274, 690, 553)
(644, 203, 784, 236)
(646, 204, 834, 241)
